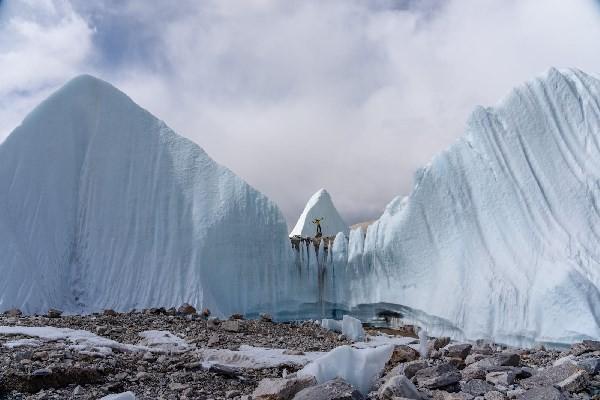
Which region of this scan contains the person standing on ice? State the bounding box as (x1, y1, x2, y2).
(312, 217, 325, 237)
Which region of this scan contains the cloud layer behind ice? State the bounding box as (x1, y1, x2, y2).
(1, 0, 600, 224)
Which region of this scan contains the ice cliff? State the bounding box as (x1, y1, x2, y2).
(0, 75, 293, 316)
(340, 68, 600, 346)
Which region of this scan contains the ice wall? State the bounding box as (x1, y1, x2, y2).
(329, 68, 600, 346)
(0, 75, 293, 316)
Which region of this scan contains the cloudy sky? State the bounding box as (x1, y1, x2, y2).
(1, 0, 600, 226)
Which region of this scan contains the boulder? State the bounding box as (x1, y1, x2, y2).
(3, 308, 22, 317)
(570, 340, 600, 356)
(253, 376, 317, 400)
(47, 308, 63, 318)
(415, 363, 461, 390)
(103, 309, 118, 316)
(378, 375, 421, 400)
(293, 378, 363, 400)
(389, 345, 421, 365)
(520, 363, 582, 389)
(576, 357, 600, 375)
(260, 313, 273, 322)
(446, 344, 472, 360)
(485, 371, 515, 386)
(429, 337, 451, 352)
(177, 303, 196, 315)
(554, 369, 589, 392)
(202, 308, 211, 318)
(465, 354, 487, 365)
(402, 360, 429, 379)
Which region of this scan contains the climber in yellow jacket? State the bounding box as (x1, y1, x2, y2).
(312, 217, 324, 237)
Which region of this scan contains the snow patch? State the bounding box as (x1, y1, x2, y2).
(198, 345, 324, 369)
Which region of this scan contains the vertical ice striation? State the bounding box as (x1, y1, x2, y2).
(0, 75, 293, 316)
(339, 68, 600, 345)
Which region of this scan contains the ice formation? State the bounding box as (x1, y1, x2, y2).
(342, 315, 365, 341)
(288, 68, 600, 346)
(298, 344, 394, 394)
(0, 75, 292, 316)
(289, 189, 348, 237)
(342, 68, 600, 345)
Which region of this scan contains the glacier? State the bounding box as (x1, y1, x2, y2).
(2, 68, 600, 347)
(0, 75, 294, 316)
(340, 68, 600, 346)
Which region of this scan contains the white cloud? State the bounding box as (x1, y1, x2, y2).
(0, 0, 92, 135)
(1, 0, 600, 224)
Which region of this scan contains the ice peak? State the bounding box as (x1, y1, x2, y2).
(289, 188, 348, 238)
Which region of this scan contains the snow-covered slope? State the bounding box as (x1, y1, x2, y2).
(0, 75, 292, 316)
(350, 68, 600, 345)
(290, 189, 348, 237)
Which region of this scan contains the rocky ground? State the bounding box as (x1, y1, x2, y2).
(0, 307, 599, 400)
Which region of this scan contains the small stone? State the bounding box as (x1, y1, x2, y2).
(32, 368, 52, 377)
(142, 352, 155, 361)
(47, 308, 63, 318)
(177, 303, 196, 315)
(260, 313, 273, 322)
(226, 390, 241, 398)
(166, 307, 177, 315)
(207, 317, 220, 329)
(486, 371, 516, 386)
(73, 385, 84, 396)
(209, 363, 242, 378)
